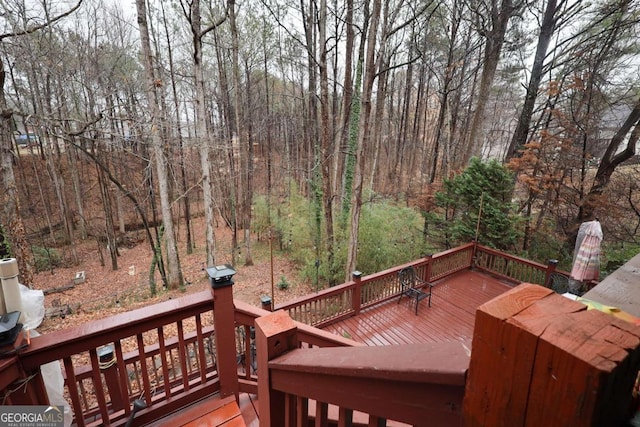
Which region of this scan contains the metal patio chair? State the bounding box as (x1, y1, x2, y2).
(397, 266, 433, 315)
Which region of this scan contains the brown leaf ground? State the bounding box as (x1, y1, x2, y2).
(34, 216, 312, 333)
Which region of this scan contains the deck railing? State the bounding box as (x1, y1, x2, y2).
(277, 244, 475, 327)
(12, 290, 219, 427)
(277, 242, 565, 327)
(255, 310, 468, 426)
(472, 244, 568, 286)
(0, 242, 576, 426)
(232, 300, 359, 397)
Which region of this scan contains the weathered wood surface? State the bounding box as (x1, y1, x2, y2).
(256, 310, 467, 426)
(147, 395, 245, 427)
(583, 251, 640, 318)
(464, 283, 640, 427)
(324, 269, 513, 346)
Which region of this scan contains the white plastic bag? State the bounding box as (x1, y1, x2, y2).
(18, 284, 45, 330)
(31, 330, 73, 427)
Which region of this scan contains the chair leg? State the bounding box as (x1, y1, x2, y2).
(415, 295, 419, 315)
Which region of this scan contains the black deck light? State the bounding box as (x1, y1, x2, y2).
(206, 264, 237, 288)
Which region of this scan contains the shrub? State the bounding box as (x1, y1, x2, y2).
(277, 275, 290, 290)
(254, 184, 435, 288)
(32, 246, 61, 272)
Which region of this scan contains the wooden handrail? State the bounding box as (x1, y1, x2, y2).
(14, 289, 219, 427)
(20, 290, 214, 370)
(235, 299, 362, 348)
(474, 244, 574, 288)
(255, 310, 467, 426)
(276, 244, 478, 327)
(232, 300, 362, 397)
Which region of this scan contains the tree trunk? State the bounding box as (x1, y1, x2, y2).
(346, 0, 381, 281)
(228, 0, 254, 267)
(505, 0, 559, 160)
(136, 0, 183, 289)
(161, 1, 193, 254)
(318, 0, 336, 283)
(579, 97, 640, 223)
(191, 0, 218, 265)
(97, 164, 118, 270)
(337, 0, 355, 216)
(0, 57, 35, 287)
(462, 0, 518, 166)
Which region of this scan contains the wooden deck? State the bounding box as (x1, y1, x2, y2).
(323, 269, 513, 346)
(149, 395, 245, 426)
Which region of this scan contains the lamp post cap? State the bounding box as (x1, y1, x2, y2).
(206, 264, 237, 288)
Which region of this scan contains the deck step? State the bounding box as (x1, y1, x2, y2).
(147, 395, 245, 427)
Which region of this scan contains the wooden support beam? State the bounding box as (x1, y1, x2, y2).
(464, 283, 640, 426)
(211, 281, 239, 399)
(255, 310, 298, 427)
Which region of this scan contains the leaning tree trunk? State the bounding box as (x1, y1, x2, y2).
(461, 0, 518, 166)
(505, 0, 559, 160)
(136, 0, 183, 290)
(578, 97, 640, 225)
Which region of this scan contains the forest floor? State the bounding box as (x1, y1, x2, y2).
(33, 216, 312, 333)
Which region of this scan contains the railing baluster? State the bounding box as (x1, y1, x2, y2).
(135, 333, 152, 405)
(315, 401, 328, 427)
(157, 327, 171, 398)
(176, 320, 189, 391)
(368, 415, 386, 427)
(284, 393, 295, 427)
(89, 348, 110, 425)
(296, 395, 309, 427)
(338, 407, 353, 427)
(240, 324, 251, 379)
(63, 356, 85, 427)
(195, 314, 207, 384)
(113, 340, 131, 418)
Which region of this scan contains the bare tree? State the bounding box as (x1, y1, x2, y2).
(179, 0, 227, 267)
(345, 0, 382, 280)
(135, 0, 183, 289)
(0, 0, 82, 287)
(461, 0, 526, 166)
(505, 0, 582, 160)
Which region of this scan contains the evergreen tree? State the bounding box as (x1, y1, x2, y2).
(434, 157, 520, 249)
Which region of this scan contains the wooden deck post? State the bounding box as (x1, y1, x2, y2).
(545, 259, 559, 288)
(208, 266, 240, 399)
(464, 283, 640, 426)
(424, 254, 433, 282)
(352, 271, 362, 315)
(255, 310, 298, 427)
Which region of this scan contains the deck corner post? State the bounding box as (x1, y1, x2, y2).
(463, 283, 640, 426)
(208, 267, 240, 399)
(255, 310, 298, 427)
(545, 259, 559, 288)
(424, 254, 433, 282)
(352, 271, 362, 315)
(470, 240, 478, 269)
